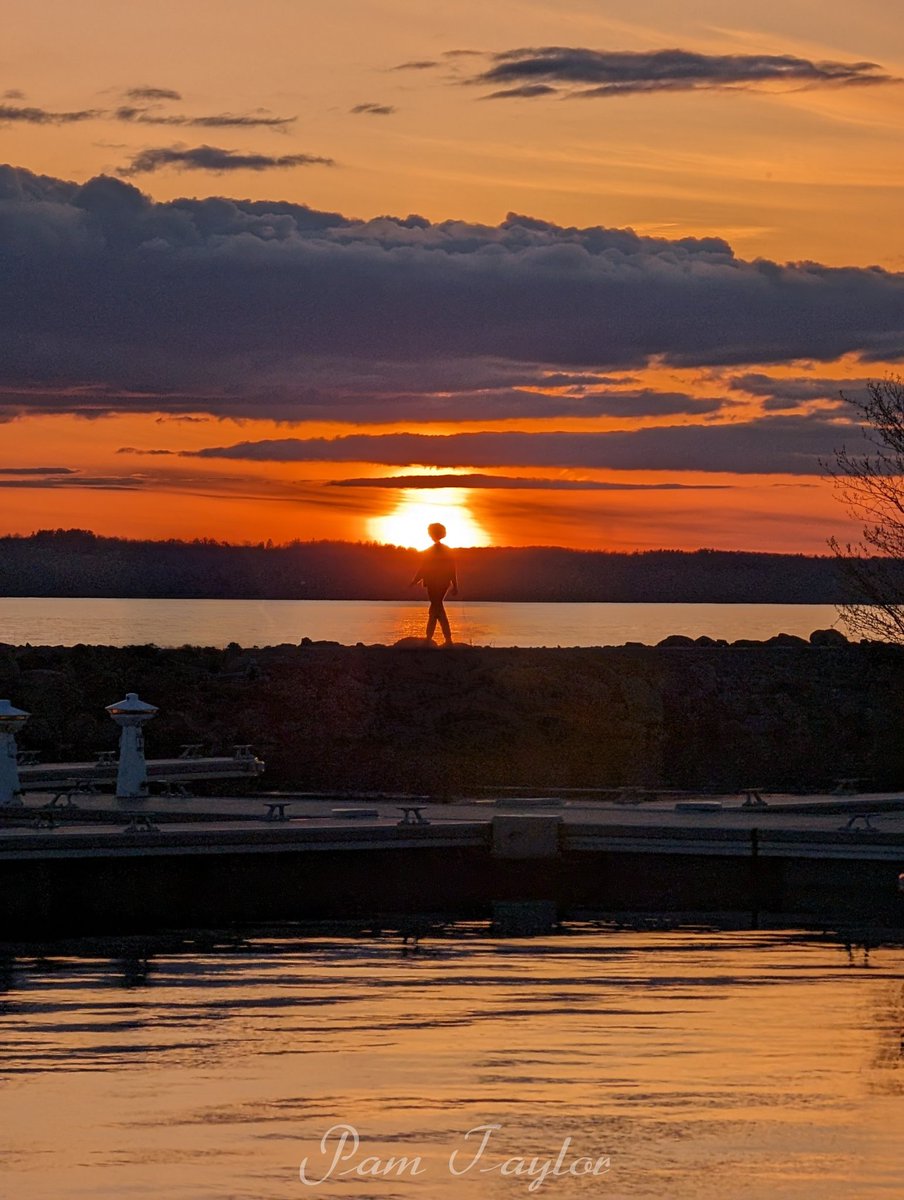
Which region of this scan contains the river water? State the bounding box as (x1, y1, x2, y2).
(1, 923, 902, 1199)
(0, 598, 851, 648)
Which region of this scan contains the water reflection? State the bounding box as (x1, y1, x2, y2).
(0, 920, 902, 1198)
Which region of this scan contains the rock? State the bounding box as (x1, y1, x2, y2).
(766, 633, 809, 648)
(809, 628, 848, 647)
(694, 635, 720, 647)
(392, 637, 436, 649)
(657, 634, 696, 647)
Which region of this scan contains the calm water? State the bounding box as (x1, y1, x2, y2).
(0, 924, 902, 1199)
(0, 598, 850, 648)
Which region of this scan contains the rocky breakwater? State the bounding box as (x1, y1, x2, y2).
(0, 631, 900, 793)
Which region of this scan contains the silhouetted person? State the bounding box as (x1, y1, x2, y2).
(410, 522, 458, 645)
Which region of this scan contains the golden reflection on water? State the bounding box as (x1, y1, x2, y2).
(0, 927, 903, 1199)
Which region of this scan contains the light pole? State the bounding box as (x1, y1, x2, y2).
(106, 693, 158, 800)
(0, 700, 30, 807)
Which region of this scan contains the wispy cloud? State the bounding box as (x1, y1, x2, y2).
(0, 104, 100, 124)
(330, 473, 730, 490)
(118, 144, 335, 175)
(350, 102, 396, 116)
(0, 466, 76, 475)
(123, 86, 183, 101)
(393, 60, 440, 71)
(114, 106, 295, 130)
(465, 47, 898, 99)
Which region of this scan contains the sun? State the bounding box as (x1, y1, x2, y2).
(368, 488, 490, 548)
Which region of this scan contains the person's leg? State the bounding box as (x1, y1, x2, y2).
(435, 600, 452, 644)
(425, 601, 438, 641)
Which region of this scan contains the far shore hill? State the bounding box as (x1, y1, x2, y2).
(0, 527, 882, 604)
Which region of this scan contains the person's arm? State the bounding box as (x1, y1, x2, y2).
(449, 562, 458, 595)
(409, 562, 423, 587)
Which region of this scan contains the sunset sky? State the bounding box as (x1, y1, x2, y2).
(3, 0, 904, 551)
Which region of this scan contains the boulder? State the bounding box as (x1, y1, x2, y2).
(809, 628, 848, 647)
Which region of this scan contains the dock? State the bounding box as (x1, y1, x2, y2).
(3, 791, 904, 938)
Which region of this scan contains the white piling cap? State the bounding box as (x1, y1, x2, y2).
(106, 692, 159, 717)
(0, 700, 29, 725)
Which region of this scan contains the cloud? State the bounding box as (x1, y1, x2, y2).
(350, 103, 396, 116)
(184, 416, 864, 475)
(123, 87, 183, 101)
(3, 164, 904, 436)
(330, 472, 729, 490)
(117, 144, 335, 175)
(0, 466, 76, 475)
(0, 104, 99, 125)
(470, 47, 898, 99)
(114, 106, 295, 130)
(728, 373, 866, 406)
(0, 473, 145, 490)
(3, 89, 25, 100)
(393, 60, 440, 70)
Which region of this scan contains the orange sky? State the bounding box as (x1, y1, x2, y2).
(2, 0, 902, 550)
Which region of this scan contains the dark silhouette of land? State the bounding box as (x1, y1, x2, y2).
(1, 640, 901, 794)
(0, 527, 858, 602)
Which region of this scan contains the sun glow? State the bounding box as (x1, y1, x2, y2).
(368, 488, 490, 548)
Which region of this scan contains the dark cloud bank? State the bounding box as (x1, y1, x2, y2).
(467, 47, 897, 99)
(1, 164, 902, 446)
(189, 419, 862, 475)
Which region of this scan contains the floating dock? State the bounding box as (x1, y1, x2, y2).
(2, 792, 904, 938)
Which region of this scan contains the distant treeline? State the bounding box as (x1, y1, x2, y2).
(0, 528, 861, 602)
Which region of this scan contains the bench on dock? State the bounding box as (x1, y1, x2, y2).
(397, 805, 430, 826)
(121, 813, 159, 833)
(158, 782, 193, 799)
(44, 779, 100, 809)
(263, 800, 291, 821)
(840, 812, 880, 831)
(740, 788, 769, 808)
(833, 778, 867, 795)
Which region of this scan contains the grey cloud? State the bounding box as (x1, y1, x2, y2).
(3, 89, 25, 100)
(114, 106, 295, 129)
(331, 472, 729, 490)
(0, 104, 100, 124)
(184, 416, 865, 475)
(0, 473, 145, 490)
(118, 145, 335, 175)
(483, 84, 559, 99)
(393, 60, 440, 70)
(472, 47, 897, 99)
(3, 165, 904, 432)
(729, 373, 867, 404)
(350, 103, 396, 116)
(0, 466, 76, 475)
(123, 87, 183, 101)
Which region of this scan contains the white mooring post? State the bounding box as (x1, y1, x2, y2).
(0, 700, 30, 807)
(106, 693, 158, 799)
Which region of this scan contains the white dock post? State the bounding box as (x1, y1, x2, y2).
(0, 700, 29, 807)
(106, 693, 158, 799)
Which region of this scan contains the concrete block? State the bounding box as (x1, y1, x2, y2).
(492, 814, 561, 859)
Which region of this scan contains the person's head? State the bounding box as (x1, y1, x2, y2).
(427, 522, 446, 544)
